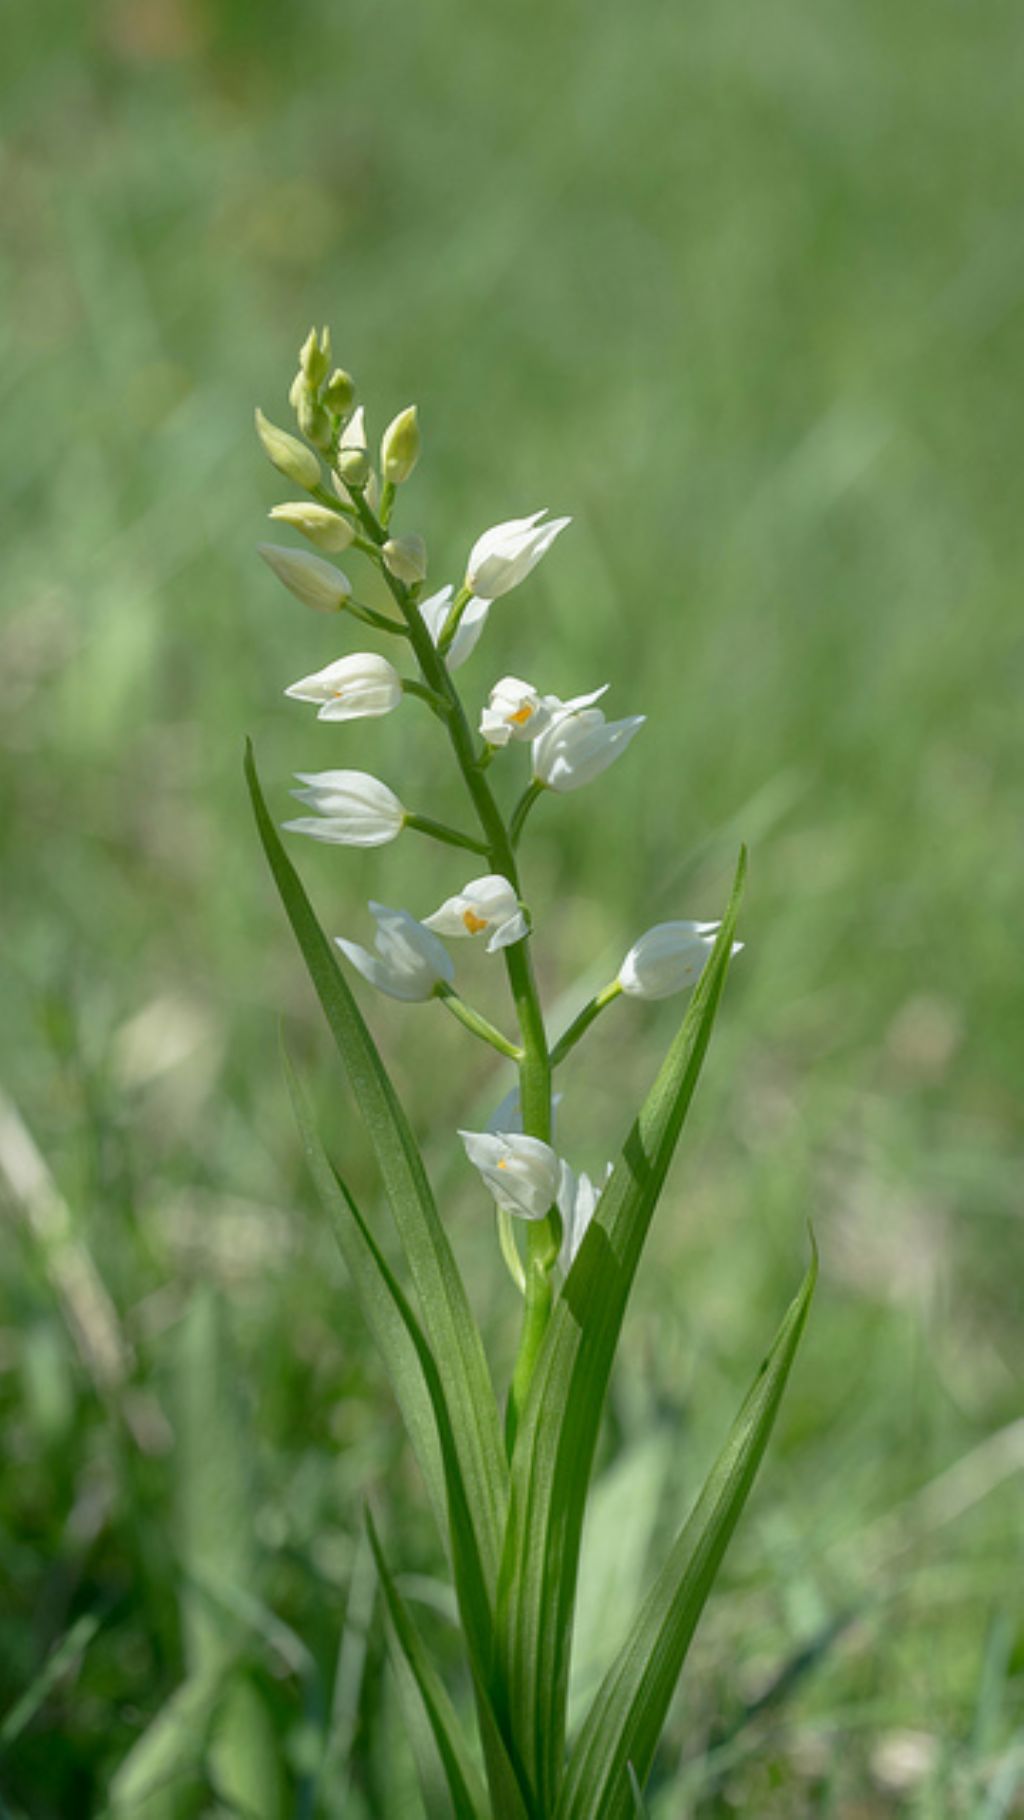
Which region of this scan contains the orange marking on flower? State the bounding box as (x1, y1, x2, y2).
(462, 908, 489, 934)
(509, 703, 534, 725)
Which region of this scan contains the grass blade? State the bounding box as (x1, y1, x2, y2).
(366, 1509, 489, 1820)
(245, 742, 507, 1591)
(496, 853, 746, 1809)
(556, 1250, 817, 1819)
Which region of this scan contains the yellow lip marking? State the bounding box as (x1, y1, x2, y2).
(462, 908, 489, 934)
(509, 704, 534, 725)
(497, 1158, 508, 1169)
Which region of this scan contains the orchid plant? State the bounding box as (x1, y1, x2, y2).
(246, 326, 815, 1820)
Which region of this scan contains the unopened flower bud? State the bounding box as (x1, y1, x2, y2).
(336, 405, 369, 485)
(258, 543, 351, 612)
(382, 534, 427, 586)
(380, 406, 421, 485)
(288, 368, 308, 412)
(299, 325, 332, 390)
(255, 408, 321, 490)
(297, 392, 333, 452)
(267, 502, 355, 553)
(324, 368, 355, 416)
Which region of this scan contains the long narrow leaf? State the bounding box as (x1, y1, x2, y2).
(288, 1071, 532, 1819)
(556, 1250, 817, 1819)
(496, 852, 746, 1809)
(246, 743, 507, 1593)
(285, 1049, 447, 1538)
(366, 1509, 489, 1820)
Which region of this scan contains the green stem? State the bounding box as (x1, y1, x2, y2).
(435, 985, 524, 1061)
(509, 779, 545, 850)
(401, 678, 451, 719)
(549, 980, 623, 1068)
(437, 583, 474, 656)
(346, 600, 409, 635)
(379, 478, 396, 528)
(404, 814, 490, 857)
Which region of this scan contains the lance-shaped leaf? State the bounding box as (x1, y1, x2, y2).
(556, 1250, 816, 1819)
(284, 1050, 446, 1538)
(367, 1508, 489, 1820)
(246, 743, 507, 1593)
(290, 1082, 531, 1820)
(496, 854, 746, 1810)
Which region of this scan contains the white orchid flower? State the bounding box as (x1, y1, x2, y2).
(258, 543, 352, 613)
(336, 904, 454, 1002)
(284, 653, 402, 722)
(617, 921, 740, 1000)
(423, 875, 528, 953)
(465, 510, 571, 600)
(557, 1161, 611, 1271)
(282, 770, 405, 846)
(459, 1130, 561, 1221)
(532, 690, 644, 792)
(418, 585, 490, 670)
(479, 676, 557, 747)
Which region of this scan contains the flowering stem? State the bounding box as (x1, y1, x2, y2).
(509, 780, 545, 850)
(401, 678, 451, 719)
(346, 488, 561, 1403)
(549, 980, 623, 1068)
(437, 584, 474, 657)
(346, 600, 410, 635)
(434, 985, 524, 1060)
(404, 814, 491, 857)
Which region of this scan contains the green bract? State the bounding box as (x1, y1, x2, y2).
(248, 335, 815, 1818)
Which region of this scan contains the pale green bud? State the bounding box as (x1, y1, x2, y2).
(382, 534, 427, 586)
(268, 501, 355, 553)
(336, 405, 369, 486)
(288, 368, 308, 412)
(297, 392, 333, 451)
(380, 405, 421, 486)
(258, 543, 352, 612)
(255, 408, 321, 490)
(324, 368, 355, 416)
(299, 325, 332, 390)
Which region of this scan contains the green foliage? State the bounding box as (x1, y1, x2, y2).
(3, 0, 1023, 1812)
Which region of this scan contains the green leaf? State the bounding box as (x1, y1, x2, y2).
(366, 1509, 489, 1820)
(245, 743, 507, 1594)
(496, 853, 746, 1810)
(556, 1249, 817, 1820)
(0, 1613, 102, 1750)
(108, 1672, 224, 1817)
(285, 1049, 446, 1538)
(287, 1077, 531, 1819)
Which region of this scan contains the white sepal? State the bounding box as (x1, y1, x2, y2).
(532, 692, 644, 792)
(284, 654, 402, 722)
(557, 1161, 611, 1271)
(423, 875, 527, 953)
(336, 903, 454, 1002)
(617, 922, 740, 1000)
(418, 586, 491, 670)
(283, 769, 405, 846)
(459, 1130, 561, 1221)
(465, 510, 571, 600)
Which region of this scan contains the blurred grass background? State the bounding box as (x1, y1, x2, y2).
(1, 0, 1022, 1812)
